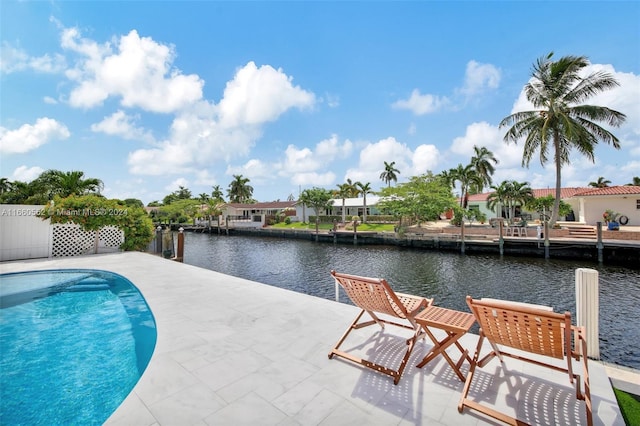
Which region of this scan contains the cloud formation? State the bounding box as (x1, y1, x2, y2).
(0, 117, 70, 154)
(62, 28, 204, 112)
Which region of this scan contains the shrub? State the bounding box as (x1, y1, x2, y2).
(40, 195, 154, 251)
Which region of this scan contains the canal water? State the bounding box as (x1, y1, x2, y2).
(183, 232, 640, 370)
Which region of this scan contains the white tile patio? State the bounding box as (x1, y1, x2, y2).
(0, 252, 626, 425)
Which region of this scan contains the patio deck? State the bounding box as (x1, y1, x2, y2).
(0, 252, 628, 425)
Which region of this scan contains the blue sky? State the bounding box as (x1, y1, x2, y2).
(1, 1, 639, 205)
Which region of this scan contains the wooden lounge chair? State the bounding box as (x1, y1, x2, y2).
(458, 296, 592, 426)
(328, 270, 433, 385)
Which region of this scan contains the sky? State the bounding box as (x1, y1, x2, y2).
(1, 1, 639, 205)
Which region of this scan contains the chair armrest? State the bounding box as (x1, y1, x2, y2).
(480, 298, 554, 312)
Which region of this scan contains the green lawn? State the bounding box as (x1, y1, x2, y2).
(615, 388, 640, 426)
(270, 222, 395, 232)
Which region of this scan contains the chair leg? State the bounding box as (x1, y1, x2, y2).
(579, 332, 593, 426)
(328, 309, 422, 385)
(329, 309, 367, 359)
(458, 334, 484, 413)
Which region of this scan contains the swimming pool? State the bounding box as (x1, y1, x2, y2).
(0, 269, 157, 425)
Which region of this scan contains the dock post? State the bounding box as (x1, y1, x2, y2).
(575, 268, 600, 359)
(460, 221, 466, 254)
(498, 220, 504, 256)
(544, 221, 550, 259)
(176, 227, 184, 262)
(596, 221, 603, 263)
(155, 225, 162, 254)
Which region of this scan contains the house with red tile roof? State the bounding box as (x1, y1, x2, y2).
(466, 186, 640, 226)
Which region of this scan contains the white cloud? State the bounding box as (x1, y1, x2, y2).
(62, 28, 204, 112)
(0, 117, 70, 154)
(194, 170, 217, 187)
(165, 177, 189, 193)
(218, 61, 315, 127)
(450, 121, 522, 169)
(344, 136, 440, 186)
(43, 96, 58, 104)
(291, 171, 336, 186)
(277, 134, 353, 186)
(226, 159, 272, 185)
(457, 60, 501, 97)
(391, 89, 450, 115)
(128, 61, 317, 175)
(11, 165, 44, 182)
(0, 42, 66, 74)
(91, 110, 155, 143)
(411, 144, 441, 175)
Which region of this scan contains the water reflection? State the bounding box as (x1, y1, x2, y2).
(183, 232, 640, 369)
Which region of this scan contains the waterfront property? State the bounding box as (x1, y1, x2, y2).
(0, 252, 628, 425)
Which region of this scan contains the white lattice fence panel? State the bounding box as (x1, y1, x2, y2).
(98, 226, 124, 252)
(51, 224, 124, 257)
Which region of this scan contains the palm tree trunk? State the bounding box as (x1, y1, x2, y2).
(362, 195, 367, 223)
(551, 137, 562, 226)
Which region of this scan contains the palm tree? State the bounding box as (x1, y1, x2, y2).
(487, 180, 533, 222)
(450, 164, 482, 208)
(627, 177, 640, 186)
(43, 170, 103, 198)
(380, 161, 400, 188)
(210, 185, 225, 203)
(588, 177, 611, 188)
(438, 169, 456, 190)
(227, 175, 253, 203)
(198, 193, 210, 203)
(500, 53, 626, 225)
(507, 181, 534, 220)
(299, 187, 333, 240)
(0, 177, 13, 194)
(486, 181, 510, 219)
(356, 181, 372, 223)
(334, 182, 352, 224)
(470, 145, 499, 193)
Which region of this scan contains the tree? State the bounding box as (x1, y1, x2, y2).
(0, 178, 13, 194)
(299, 187, 333, 240)
(450, 164, 482, 208)
(198, 193, 210, 203)
(500, 53, 626, 226)
(40, 194, 154, 251)
(588, 177, 611, 188)
(376, 172, 457, 228)
(486, 181, 510, 219)
(227, 175, 254, 203)
(356, 181, 372, 223)
(470, 145, 499, 193)
(122, 198, 144, 208)
(380, 161, 400, 188)
(526, 195, 572, 221)
(211, 185, 225, 203)
(334, 182, 352, 224)
(53, 171, 103, 197)
(487, 180, 533, 222)
(627, 177, 640, 186)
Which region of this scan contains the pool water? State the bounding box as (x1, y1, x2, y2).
(0, 270, 157, 426)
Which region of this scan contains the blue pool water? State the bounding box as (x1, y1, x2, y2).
(0, 269, 157, 425)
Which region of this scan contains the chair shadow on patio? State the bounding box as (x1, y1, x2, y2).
(461, 365, 591, 425)
(342, 329, 479, 425)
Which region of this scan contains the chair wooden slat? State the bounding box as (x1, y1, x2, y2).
(458, 296, 592, 426)
(328, 270, 432, 385)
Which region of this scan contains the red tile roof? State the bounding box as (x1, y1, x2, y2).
(465, 186, 640, 202)
(573, 186, 640, 197)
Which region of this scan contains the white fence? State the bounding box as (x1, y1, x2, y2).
(0, 204, 124, 261)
